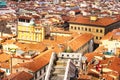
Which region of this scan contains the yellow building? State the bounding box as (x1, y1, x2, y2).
(17, 15, 45, 43)
(69, 15, 120, 43)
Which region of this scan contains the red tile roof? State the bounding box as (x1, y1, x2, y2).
(101, 28, 120, 41)
(68, 33, 94, 51)
(18, 16, 32, 20)
(13, 49, 54, 72)
(0, 62, 10, 69)
(0, 53, 10, 62)
(101, 32, 113, 40)
(107, 57, 120, 74)
(15, 42, 47, 52)
(85, 52, 120, 79)
(4, 71, 33, 80)
(85, 52, 103, 62)
(69, 15, 120, 27)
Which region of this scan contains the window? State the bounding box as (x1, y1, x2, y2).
(43, 76, 45, 80)
(39, 70, 41, 75)
(44, 67, 46, 72)
(26, 19, 30, 23)
(12, 26, 15, 28)
(16, 69, 18, 72)
(67, 54, 69, 57)
(96, 29, 99, 32)
(71, 26, 73, 29)
(35, 73, 37, 79)
(78, 27, 80, 30)
(96, 36, 98, 39)
(74, 27, 76, 30)
(75, 61, 78, 64)
(19, 18, 21, 22)
(6, 69, 9, 73)
(100, 29, 103, 33)
(85, 28, 87, 31)
(89, 28, 91, 32)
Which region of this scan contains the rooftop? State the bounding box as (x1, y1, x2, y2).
(69, 15, 120, 27)
(3, 71, 33, 80)
(68, 33, 94, 51)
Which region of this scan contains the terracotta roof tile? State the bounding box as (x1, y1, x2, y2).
(107, 57, 120, 74)
(69, 15, 120, 27)
(61, 15, 73, 21)
(0, 62, 10, 69)
(101, 32, 113, 40)
(85, 52, 103, 62)
(68, 33, 94, 51)
(78, 74, 92, 80)
(13, 49, 54, 72)
(5, 71, 33, 80)
(85, 52, 120, 79)
(15, 42, 47, 52)
(0, 53, 10, 62)
(101, 28, 120, 41)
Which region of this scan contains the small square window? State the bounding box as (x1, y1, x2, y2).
(85, 28, 87, 31)
(89, 28, 91, 32)
(96, 29, 99, 32)
(39, 70, 41, 75)
(100, 29, 103, 33)
(100, 37, 102, 39)
(74, 27, 76, 30)
(67, 55, 69, 57)
(96, 36, 98, 39)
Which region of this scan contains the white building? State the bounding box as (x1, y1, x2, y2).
(45, 52, 82, 80)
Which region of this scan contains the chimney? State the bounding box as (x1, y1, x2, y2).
(90, 16, 98, 21)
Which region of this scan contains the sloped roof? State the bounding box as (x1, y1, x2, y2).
(85, 52, 103, 62)
(13, 49, 54, 72)
(0, 62, 9, 69)
(84, 52, 120, 79)
(15, 42, 47, 52)
(103, 28, 120, 41)
(69, 15, 120, 27)
(0, 53, 10, 62)
(68, 33, 94, 51)
(3, 71, 33, 80)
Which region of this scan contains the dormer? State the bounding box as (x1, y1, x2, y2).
(90, 16, 98, 21)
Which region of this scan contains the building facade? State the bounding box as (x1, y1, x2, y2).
(45, 52, 77, 80)
(69, 16, 120, 43)
(67, 33, 94, 54)
(17, 15, 45, 42)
